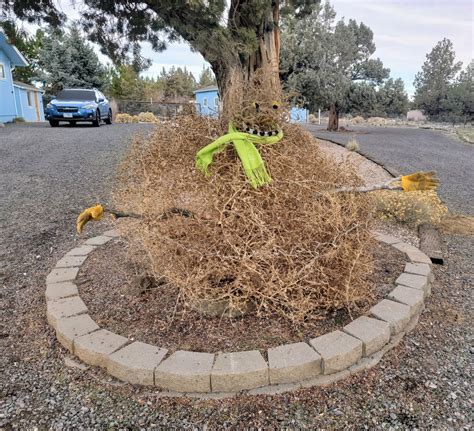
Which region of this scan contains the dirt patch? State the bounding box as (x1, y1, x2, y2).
(77, 239, 405, 353)
(439, 214, 474, 235)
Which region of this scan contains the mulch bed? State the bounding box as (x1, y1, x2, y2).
(77, 239, 405, 353)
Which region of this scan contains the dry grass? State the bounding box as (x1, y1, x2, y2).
(374, 190, 448, 227)
(114, 112, 375, 324)
(115, 112, 159, 124)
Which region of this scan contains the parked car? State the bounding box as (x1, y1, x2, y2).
(45, 88, 112, 127)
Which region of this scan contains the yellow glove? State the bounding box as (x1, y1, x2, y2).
(400, 171, 439, 192)
(76, 204, 104, 234)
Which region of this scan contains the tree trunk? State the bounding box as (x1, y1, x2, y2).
(327, 103, 339, 131)
(207, 1, 281, 117)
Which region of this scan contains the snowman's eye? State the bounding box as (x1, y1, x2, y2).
(272, 101, 280, 109)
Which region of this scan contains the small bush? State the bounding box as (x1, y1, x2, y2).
(374, 190, 448, 227)
(351, 116, 364, 124)
(137, 112, 159, 123)
(115, 113, 134, 123)
(346, 136, 360, 152)
(13, 116, 25, 123)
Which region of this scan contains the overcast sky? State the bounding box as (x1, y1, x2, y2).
(22, 0, 473, 97)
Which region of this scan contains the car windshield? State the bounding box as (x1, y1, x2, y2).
(56, 90, 96, 101)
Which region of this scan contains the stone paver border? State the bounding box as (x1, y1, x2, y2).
(45, 229, 433, 397)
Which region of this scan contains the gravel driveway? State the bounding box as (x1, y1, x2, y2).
(305, 124, 474, 215)
(0, 122, 472, 428)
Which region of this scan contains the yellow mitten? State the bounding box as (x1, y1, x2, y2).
(76, 204, 104, 233)
(400, 171, 439, 192)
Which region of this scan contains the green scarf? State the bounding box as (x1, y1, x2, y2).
(196, 123, 283, 188)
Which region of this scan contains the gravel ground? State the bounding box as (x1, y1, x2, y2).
(305, 124, 474, 215)
(0, 122, 472, 429)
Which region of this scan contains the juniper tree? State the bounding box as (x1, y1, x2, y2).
(280, 2, 388, 130)
(2, 0, 319, 113)
(414, 38, 462, 118)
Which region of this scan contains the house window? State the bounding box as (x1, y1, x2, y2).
(0, 63, 5, 79)
(214, 97, 219, 108)
(202, 97, 208, 107)
(27, 91, 34, 107)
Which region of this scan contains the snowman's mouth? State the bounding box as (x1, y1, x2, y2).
(239, 124, 281, 137)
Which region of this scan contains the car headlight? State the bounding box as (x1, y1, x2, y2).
(47, 103, 55, 109)
(82, 104, 95, 110)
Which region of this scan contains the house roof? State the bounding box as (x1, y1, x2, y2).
(193, 85, 218, 94)
(0, 30, 29, 67)
(13, 81, 43, 92)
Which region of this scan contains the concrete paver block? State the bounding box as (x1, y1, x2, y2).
(55, 314, 99, 352)
(309, 330, 363, 375)
(45, 281, 78, 301)
(267, 342, 321, 384)
(343, 316, 390, 356)
(374, 233, 401, 245)
(74, 329, 129, 367)
(404, 262, 431, 277)
(388, 286, 424, 316)
(103, 229, 120, 238)
(85, 236, 112, 246)
(65, 245, 96, 256)
(405, 250, 432, 264)
(395, 272, 429, 295)
(155, 350, 214, 393)
(107, 342, 168, 386)
(55, 255, 89, 268)
(370, 299, 411, 334)
(211, 350, 269, 392)
(392, 242, 420, 254)
(47, 296, 88, 327)
(46, 267, 80, 284)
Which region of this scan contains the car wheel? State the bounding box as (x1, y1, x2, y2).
(49, 120, 59, 127)
(105, 109, 112, 124)
(92, 110, 101, 127)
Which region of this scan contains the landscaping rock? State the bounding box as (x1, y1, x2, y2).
(405, 262, 433, 280)
(46, 296, 88, 327)
(388, 285, 424, 316)
(45, 282, 78, 301)
(103, 229, 120, 238)
(154, 350, 214, 393)
(107, 342, 168, 386)
(267, 342, 321, 384)
(211, 350, 268, 392)
(373, 233, 401, 245)
(309, 331, 362, 375)
(73, 329, 129, 367)
(370, 299, 411, 334)
(343, 316, 390, 356)
(55, 314, 99, 352)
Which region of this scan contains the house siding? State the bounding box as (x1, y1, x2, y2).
(195, 89, 219, 117)
(14, 86, 44, 121)
(0, 49, 17, 122)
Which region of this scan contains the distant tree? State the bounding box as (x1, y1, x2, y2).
(344, 82, 377, 117)
(0, 20, 44, 83)
(441, 60, 474, 125)
(281, 2, 389, 130)
(198, 66, 216, 88)
(160, 67, 197, 100)
(38, 25, 107, 96)
(107, 64, 145, 100)
(414, 38, 462, 118)
(376, 78, 409, 117)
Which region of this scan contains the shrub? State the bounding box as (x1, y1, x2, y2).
(137, 112, 159, 123)
(374, 190, 448, 227)
(115, 113, 134, 123)
(346, 136, 360, 152)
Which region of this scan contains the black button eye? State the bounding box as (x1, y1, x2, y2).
(260, 131, 265, 136)
(253, 130, 258, 135)
(272, 104, 279, 109)
(246, 127, 250, 132)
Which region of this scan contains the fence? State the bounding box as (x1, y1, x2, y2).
(113, 99, 194, 120)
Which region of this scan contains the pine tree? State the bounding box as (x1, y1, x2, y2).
(198, 67, 216, 88)
(414, 38, 462, 118)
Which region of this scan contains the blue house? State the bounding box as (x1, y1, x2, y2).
(0, 30, 45, 123)
(194, 85, 219, 117)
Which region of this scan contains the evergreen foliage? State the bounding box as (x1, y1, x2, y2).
(198, 67, 216, 88)
(38, 25, 107, 96)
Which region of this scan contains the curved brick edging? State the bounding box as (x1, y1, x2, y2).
(45, 230, 433, 397)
